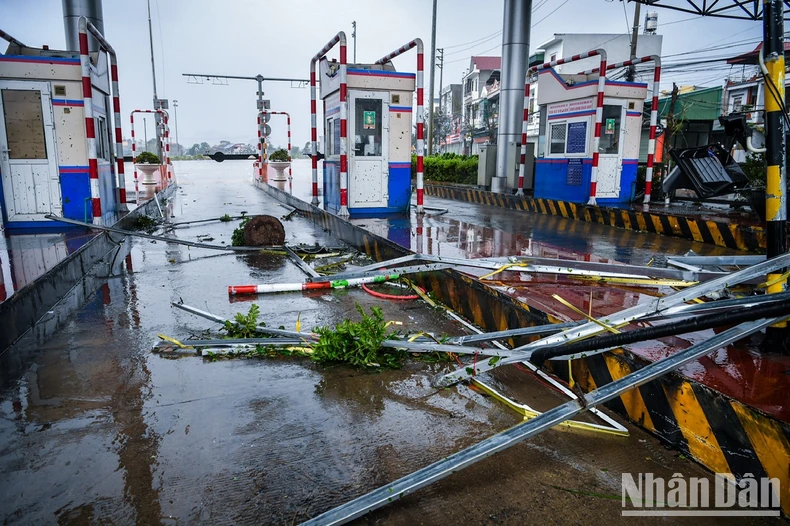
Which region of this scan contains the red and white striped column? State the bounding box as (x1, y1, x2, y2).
(338, 40, 349, 217)
(588, 53, 607, 206)
(78, 21, 101, 223)
(110, 56, 127, 212)
(162, 111, 171, 183)
(286, 113, 292, 184)
(310, 32, 346, 209)
(375, 39, 425, 214)
(258, 110, 293, 184)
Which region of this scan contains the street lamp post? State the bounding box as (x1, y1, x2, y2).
(173, 100, 180, 156)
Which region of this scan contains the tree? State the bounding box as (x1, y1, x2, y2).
(431, 111, 454, 153)
(291, 145, 302, 158)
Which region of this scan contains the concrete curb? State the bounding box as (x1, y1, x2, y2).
(424, 182, 767, 252)
(0, 185, 176, 352)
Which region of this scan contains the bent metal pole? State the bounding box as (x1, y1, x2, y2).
(516, 49, 607, 204)
(579, 54, 661, 204)
(310, 32, 348, 212)
(301, 317, 781, 526)
(260, 110, 293, 182)
(78, 17, 128, 216)
(374, 39, 425, 214)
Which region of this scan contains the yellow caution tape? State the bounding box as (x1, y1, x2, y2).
(384, 320, 404, 328)
(407, 279, 436, 307)
(158, 334, 189, 348)
(478, 263, 528, 281)
(295, 312, 301, 333)
(471, 378, 629, 437)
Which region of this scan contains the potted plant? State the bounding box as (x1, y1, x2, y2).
(268, 148, 291, 181)
(135, 151, 162, 185)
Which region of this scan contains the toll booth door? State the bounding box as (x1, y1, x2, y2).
(349, 91, 389, 208)
(0, 81, 61, 222)
(596, 102, 625, 198)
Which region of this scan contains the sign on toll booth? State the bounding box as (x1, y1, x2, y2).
(534, 68, 648, 205)
(318, 58, 415, 216)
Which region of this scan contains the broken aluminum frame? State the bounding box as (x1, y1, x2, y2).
(439, 305, 626, 435)
(315, 253, 725, 284)
(301, 317, 782, 526)
(284, 245, 321, 278)
(171, 302, 319, 340)
(640, 291, 790, 321)
(433, 251, 790, 387)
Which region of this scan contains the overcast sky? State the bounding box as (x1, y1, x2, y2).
(2, 0, 762, 149)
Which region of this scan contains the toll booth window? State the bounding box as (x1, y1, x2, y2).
(2, 89, 47, 159)
(355, 99, 382, 156)
(550, 123, 566, 154)
(601, 105, 622, 154)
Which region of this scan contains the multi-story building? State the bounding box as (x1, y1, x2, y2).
(438, 83, 463, 154)
(461, 56, 501, 154)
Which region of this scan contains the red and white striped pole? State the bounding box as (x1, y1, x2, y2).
(375, 39, 424, 214)
(516, 49, 608, 206)
(310, 32, 347, 209)
(516, 78, 532, 196)
(589, 53, 607, 206)
(578, 55, 660, 204)
(78, 19, 101, 223)
(162, 111, 171, 182)
(256, 114, 263, 180)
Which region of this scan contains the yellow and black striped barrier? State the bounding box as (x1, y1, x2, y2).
(425, 183, 767, 252)
(254, 178, 790, 516)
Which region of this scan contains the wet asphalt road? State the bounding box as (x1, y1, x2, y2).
(0, 161, 772, 525)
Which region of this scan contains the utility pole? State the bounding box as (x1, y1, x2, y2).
(428, 0, 438, 155)
(352, 21, 357, 63)
(436, 48, 444, 153)
(626, 0, 641, 82)
(761, 0, 788, 352)
(173, 100, 179, 156)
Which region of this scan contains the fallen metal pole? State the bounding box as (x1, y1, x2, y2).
(380, 340, 518, 358)
(284, 245, 320, 278)
(171, 302, 319, 340)
(667, 255, 766, 267)
(302, 317, 781, 526)
(530, 299, 790, 365)
(45, 214, 281, 252)
(156, 337, 306, 348)
(449, 321, 583, 345)
(434, 251, 790, 387)
(641, 291, 790, 321)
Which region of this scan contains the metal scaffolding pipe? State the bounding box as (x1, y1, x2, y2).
(495, 0, 532, 192)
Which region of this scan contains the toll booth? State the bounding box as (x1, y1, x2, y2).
(319, 59, 415, 216)
(533, 68, 648, 205)
(0, 40, 119, 228)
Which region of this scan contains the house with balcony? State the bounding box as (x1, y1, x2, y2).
(461, 56, 501, 154)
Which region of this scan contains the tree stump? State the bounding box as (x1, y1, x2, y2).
(242, 215, 286, 246)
